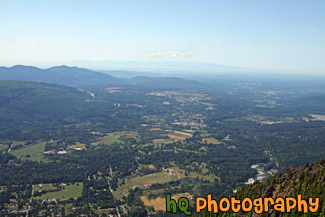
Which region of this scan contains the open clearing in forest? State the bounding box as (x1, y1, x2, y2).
(34, 182, 83, 200)
(152, 139, 173, 144)
(62, 203, 74, 215)
(0, 145, 8, 152)
(150, 128, 163, 131)
(35, 184, 56, 192)
(202, 137, 222, 144)
(145, 186, 181, 196)
(309, 114, 325, 121)
(26, 154, 52, 163)
(11, 142, 46, 157)
(105, 87, 121, 93)
(69, 143, 86, 149)
(141, 193, 191, 211)
(95, 208, 110, 216)
(200, 130, 210, 136)
(173, 131, 192, 137)
(138, 164, 156, 170)
(115, 171, 180, 200)
(122, 172, 179, 189)
(94, 131, 138, 145)
(12, 141, 26, 148)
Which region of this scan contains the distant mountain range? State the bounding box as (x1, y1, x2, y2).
(62, 60, 263, 74)
(0, 65, 119, 87)
(0, 65, 205, 89)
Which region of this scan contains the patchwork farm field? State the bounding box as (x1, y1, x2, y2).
(166, 131, 192, 141)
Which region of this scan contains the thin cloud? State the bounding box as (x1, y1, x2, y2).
(148, 51, 193, 58)
(148, 51, 164, 57)
(167, 50, 193, 58)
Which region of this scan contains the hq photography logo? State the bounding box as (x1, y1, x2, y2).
(165, 194, 320, 215)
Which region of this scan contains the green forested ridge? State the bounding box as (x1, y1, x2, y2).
(0, 65, 119, 87)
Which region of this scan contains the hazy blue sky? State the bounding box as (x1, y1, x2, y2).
(1, 0, 324, 74)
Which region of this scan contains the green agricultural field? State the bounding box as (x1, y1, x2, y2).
(69, 143, 86, 149)
(200, 133, 211, 137)
(183, 163, 220, 182)
(11, 142, 46, 157)
(94, 131, 138, 145)
(128, 172, 180, 186)
(95, 208, 110, 216)
(115, 165, 189, 199)
(0, 145, 8, 152)
(12, 141, 26, 148)
(138, 164, 156, 170)
(26, 154, 52, 163)
(152, 138, 173, 144)
(34, 184, 57, 192)
(199, 130, 211, 137)
(34, 182, 83, 200)
(63, 203, 74, 215)
(115, 171, 181, 200)
(94, 134, 123, 145)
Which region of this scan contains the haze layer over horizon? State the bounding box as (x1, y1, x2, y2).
(1, 0, 324, 75)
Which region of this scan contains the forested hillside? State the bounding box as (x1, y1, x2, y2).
(198, 159, 325, 217)
(0, 65, 118, 87)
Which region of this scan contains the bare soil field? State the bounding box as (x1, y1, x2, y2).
(309, 114, 325, 121)
(202, 137, 221, 144)
(150, 128, 163, 131)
